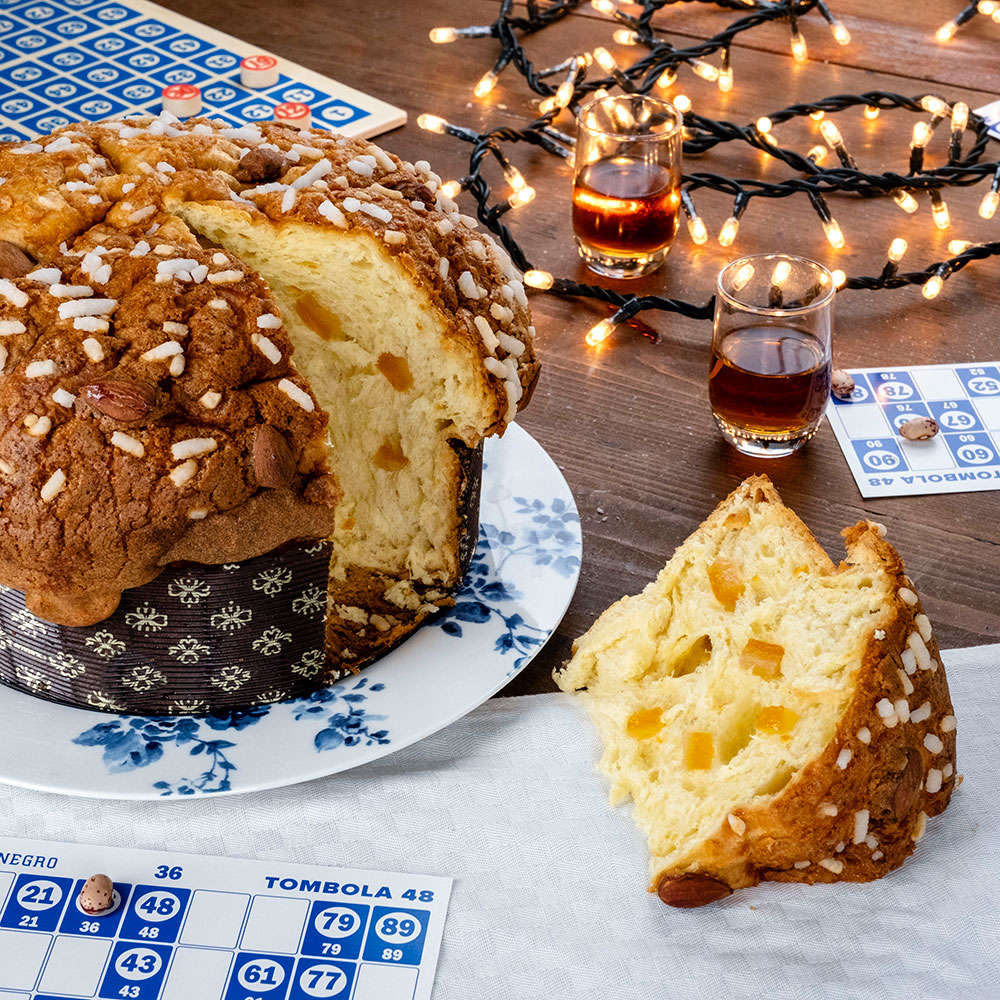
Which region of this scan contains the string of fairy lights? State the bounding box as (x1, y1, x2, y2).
(936, 0, 1000, 42)
(419, 0, 1000, 346)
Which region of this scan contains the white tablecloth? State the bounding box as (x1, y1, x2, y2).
(1, 644, 998, 999)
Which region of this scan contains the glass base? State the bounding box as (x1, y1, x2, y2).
(712, 414, 820, 458)
(575, 237, 670, 279)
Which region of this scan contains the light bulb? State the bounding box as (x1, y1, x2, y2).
(864, 105, 880, 120)
(429, 27, 459, 43)
(656, 68, 677, 89)
(831, 21, 851, 45)
(993, 8, 1000, 22)
(417, 114, 447, 134)
(508, 186, 535, 208)
(920, 95, 949, 116)
(554, 81, 574, 107)
(922, 275, 943, 298)
(731, 263, 755, 291)
(672, 94, 691, 113)
(593, 47, 618, 73)
(538, 96, 558, 115)
(772, 260, 792, 285)
(718, 68, 733, 92)
(807, 145, 827, 163)
(691, 59, 719, 82)
(911, 121, 933, 148)
(831, 269, 847, 288)
(931, 195, 951, 230)
(935, 20, 958, 42)
(948, 240, 974, 254)
(590, 0, 616, 13)
(978, 0, 997, 13)
(820, 120, 843, 148)
(756, 116, 772, 134)
(474, 70, 499, 98)
(718, 216, 740, 247)
(822, 218, 846, 249)
(586, 318, 614, 346)
(979, 190, 1000, 219)
(790, 29, 807, 63)
(810, 110, 825, 121)
(687, 216, 708, 245)
(440, 180, 462, 199)
(892, 189, 919, 213)
(888, 238, 908, 262)
(524, 270, 554, 290)
(613, 28, 639, 45)
(951, 102, 969, 132)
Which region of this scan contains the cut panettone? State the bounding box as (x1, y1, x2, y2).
(0, 112, 538, 679)
(555, 476, 956, 907)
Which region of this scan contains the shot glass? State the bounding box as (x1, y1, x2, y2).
(708, 254, 834, 457)
(572, 94, 683, 279)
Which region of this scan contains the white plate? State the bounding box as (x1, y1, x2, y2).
(0, 424, 581, 799)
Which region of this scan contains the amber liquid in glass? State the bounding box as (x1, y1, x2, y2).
(572, 156, 679, 255)
(708, 326, 831, 434)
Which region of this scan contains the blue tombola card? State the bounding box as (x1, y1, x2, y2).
(0, 837, 451, 1000)
(827, 362, 1000, 497)
(0, 0, 405, 142)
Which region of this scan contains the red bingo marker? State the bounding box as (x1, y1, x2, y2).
(241, 54, 279, 89)
(274, 101, 311, 130)
(161, 84, 202, 118)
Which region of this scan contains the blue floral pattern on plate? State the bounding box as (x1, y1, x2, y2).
(0, 425, 581, 798)
(430, 498, 581, 672)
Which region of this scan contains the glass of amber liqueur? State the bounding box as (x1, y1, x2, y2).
(573, 94, 683, 278)
(709, 254, 834, 457)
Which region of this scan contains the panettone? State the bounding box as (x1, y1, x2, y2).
(0, 112, 538, 694)
(555, 476, 957, 907)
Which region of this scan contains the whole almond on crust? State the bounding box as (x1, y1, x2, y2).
(0, 239, 34, 279)
(894, 747, 924, 819)
(82, 378, 157, 422)
(253, 424, 295, 488)
(79, 873, 114, 914)
(657, 873, 732, 908)
(235, 146, 287, 184)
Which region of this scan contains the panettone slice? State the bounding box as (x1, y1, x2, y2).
(555, 475, 957, 907)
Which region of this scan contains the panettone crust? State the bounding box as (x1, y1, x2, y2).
(0, 230, 333, 626)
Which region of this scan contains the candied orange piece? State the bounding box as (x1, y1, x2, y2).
(683, 731, 714, 770)
(295, 291, 343, 341)
(377, 352, 414, 392)
(708, 558, 744, 610)
(740, 638, 785, 680)
(756, 705, 799, 736)
(373, 439, 409, 472)
(626, 707, 664, 740)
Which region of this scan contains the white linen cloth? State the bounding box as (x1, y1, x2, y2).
(1, 644, 997, 999)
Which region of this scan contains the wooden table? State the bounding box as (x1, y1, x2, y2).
(171, 0, 1000, 692)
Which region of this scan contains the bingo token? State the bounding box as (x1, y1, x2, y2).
(241, 53, 279, 88)
(79, 874, 115, 915)
(274, 101, 311, 129)
(161, 83, 201, 117)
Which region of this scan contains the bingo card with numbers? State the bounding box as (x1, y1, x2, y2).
(826, 362, 1000, 498)
(0, 837, 451, 1000)
(0, 0, 406, 141)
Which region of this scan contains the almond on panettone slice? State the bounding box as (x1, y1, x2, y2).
(555, 475, 957, 907)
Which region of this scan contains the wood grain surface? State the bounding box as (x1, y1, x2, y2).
(163, 0, 1000, 692)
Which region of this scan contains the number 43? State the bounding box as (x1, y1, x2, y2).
(118, 988, 140, 998)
